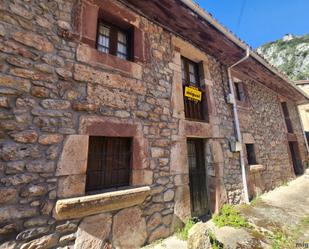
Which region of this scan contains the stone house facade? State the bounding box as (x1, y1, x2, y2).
(0, 0, 308, 248)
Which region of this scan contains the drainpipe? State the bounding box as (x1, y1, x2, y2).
(227, 47, 250, 204)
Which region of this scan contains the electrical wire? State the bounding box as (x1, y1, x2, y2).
(236, 0, 247, 32)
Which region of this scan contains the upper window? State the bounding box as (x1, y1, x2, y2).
(97, 21, 130, 60)
(181, 57, 207, 122)
(245, 144, 257, 165)
(182, 59, 199, 86)
(86, 136, 132, 193)
(234, 82, 246, 102)
(281, 102, 293, 133)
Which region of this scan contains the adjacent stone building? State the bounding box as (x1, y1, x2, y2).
(0, 0, 308, 248)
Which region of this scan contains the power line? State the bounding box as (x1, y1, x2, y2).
(236, 0, 247, 32)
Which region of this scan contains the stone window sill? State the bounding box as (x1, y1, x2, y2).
(76, 44, 143, 80)
(54, 186, 151, 220)
(249, 164, 266, 173)
(185, 118, 209, 124)
(237, 101, 250, 111)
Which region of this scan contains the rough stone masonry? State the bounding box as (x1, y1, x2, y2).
(0, 0, 308, 248)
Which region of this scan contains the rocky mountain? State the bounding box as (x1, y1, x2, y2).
(257, 33, 309, 81)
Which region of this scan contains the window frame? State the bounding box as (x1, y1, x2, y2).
(85, 136, 133, 193)
(181, 57, 208, 122)
(182, 57, 200, 88)
(96, 20, 132, 61)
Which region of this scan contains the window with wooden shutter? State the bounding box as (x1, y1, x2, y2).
(86, 136, 132, 193)
(181, 57, 207, 121)
(281, 102, 293, 133)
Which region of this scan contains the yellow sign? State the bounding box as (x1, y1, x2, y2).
(184, 86, 202, 101)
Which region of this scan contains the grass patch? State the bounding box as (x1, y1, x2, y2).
(176, 218, 196, 240)
(267, 230, 290, 249)
(250, 196, 262, 206)
(213, 204, 249, 228)
(208, 230, 223, 249)
(266, 216, 309, 249)
(301, 216, 309, 224)
(282, 181, 289, 187)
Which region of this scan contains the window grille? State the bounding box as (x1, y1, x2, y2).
(86, 136, 132, 192)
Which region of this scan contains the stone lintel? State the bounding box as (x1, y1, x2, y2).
(242, 133, 255, 144)
(54, 186, 151, 220)
(172, 36, 209, 63)
(184, 120, 213, 138)
(249, 164, 266, 173)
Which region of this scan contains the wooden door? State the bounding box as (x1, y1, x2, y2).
(289, 142, 303, 176)
(187, 139, 209, 217)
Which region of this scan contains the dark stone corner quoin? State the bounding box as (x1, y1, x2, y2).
(0, 0, 308, 248)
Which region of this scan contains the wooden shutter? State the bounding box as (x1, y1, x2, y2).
(133, 27, 145, 62)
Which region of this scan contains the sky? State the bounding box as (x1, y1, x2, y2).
(195, 0, 309, 48)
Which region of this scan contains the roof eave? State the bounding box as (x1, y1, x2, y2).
(179, 0, 309, 104)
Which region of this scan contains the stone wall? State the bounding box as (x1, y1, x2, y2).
(207, 59, 244, 205)
(236, 76, 308, 197)
(0, 0, 181, 247)
(0, 0, 307, 248)
(0, 0, 241, 245)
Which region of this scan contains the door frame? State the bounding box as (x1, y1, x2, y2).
(187, 138, 210, 218)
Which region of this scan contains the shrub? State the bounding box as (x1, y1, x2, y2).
(212, 204, 248, 228)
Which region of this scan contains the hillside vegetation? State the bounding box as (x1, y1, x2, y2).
(257, 34, 309, 81)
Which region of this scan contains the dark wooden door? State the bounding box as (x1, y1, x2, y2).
(187, 139, 209, 217)
(289, 142, 303, 176)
